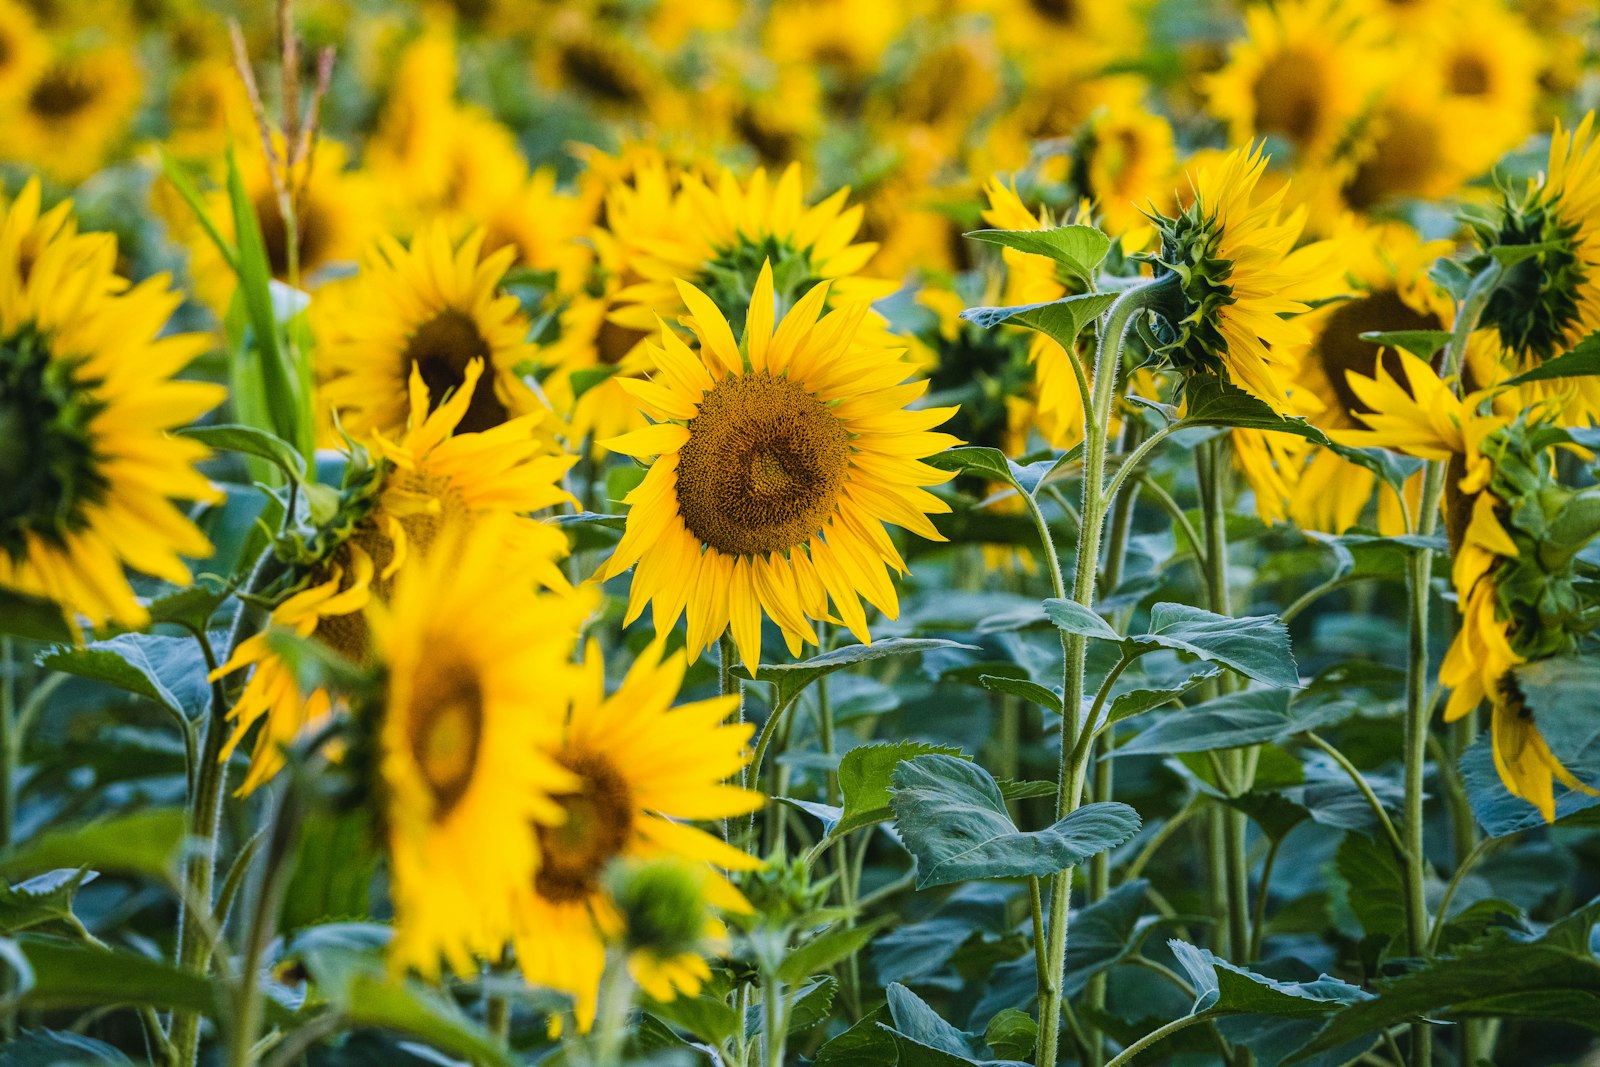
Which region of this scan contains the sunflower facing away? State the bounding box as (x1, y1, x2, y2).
(600, 264, 958, 669)
(214, 359, 576, 794)
(1475, 112, 1600, 423)
(1149, 145, 1334, 412)
(316, 223, 545, 441)
(1339, 353, 1590, 820)
(0, 180, 222, 633)
(514, 638, 761, 1031)
(372, 518, 594, 979)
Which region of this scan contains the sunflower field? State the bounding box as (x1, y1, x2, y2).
(8, 0, 1600, 1065)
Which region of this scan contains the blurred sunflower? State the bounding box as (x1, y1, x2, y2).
(603, 162, 890, 335)
(514, 638, 761, 1030)
(374, 518, 593, 979)
(1206, 0, 1386, 162)
(0, 0, 46, 106)
(1430, 0, 1542, 139)
(215, 359, 575, 794)
(1077, 85, 1177, 244)
(317, 224, 543, 440)
(1339, 74, 1486, 212)
(600, 265, 957, 669)
(0, 181, 221, 633)
(1474, 113, 1600, 422)
(2, 44, 141, 183)
(1150, 145, 1335, 411)
(536, 283, 654, 453)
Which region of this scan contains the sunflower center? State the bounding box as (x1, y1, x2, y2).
(408, 664, 484, 820)
(1251, 50, 1327, 148)
(254, 189, 331, 279)
(28, 64, 95, 119)
(1448, 53, 1491, 96)
(560, 39, 644, 106)
(1027, 0, 1079, 25)
(1317, 288, 1444, 418)
(534, 750, 635, 904)
(596, 316, 648, 367)
(0, 328, 104, 561)
(403, 309, 508, 434)
(1344, 110, 1442, 209)
(676, 372, 852, 557)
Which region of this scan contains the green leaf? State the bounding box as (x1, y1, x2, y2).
(1460, 735, 1600, 837)
(177, 424, 308, 485)
(785, 975, 838, 1033)
(890, 755, 1141, 889)
(1508, 655, 1600, 777)
(0, 590, 73, 643)
(1103, 667, 1222, 727)
(1489, 240, 1569, 267)
(1179, 377, 1331, 446)
(38, 634, 212, 718)
(569, 365, 618, 401)
(979, 674, 1063, 714)
(1130, 603, 1298, 688)
(15, 936, 262, 1021)
(294, 924, 512, 1067)
(1357, 330, 1452, 361)
(984, 1008, 1037, 1060)
(831, 742, 966, 839)
(1042, 598, 1121, 642)
(0, 810, 185, 883)
(885, 982, 973, 1056)
(965, 225, 1112, 288)
(738, 638, 979, 709)
(0, 870, 92, 936)
(778, 917, 894, 985)
(997, 778, 1057, 802)
(1169, 940, 1372, 1016)
(644, 991, 742, 1047)
(814, 1006, 894, 1066)
(281, 806, 378, 931)
(143, 582, 230, 633)
(1331, 831, 1406, 943)
(0, 1028, 133, 1065)
(960, 292, 1119, 353)
(1294, 898, 1600, 1057)
(1504, 330, 1600, 385)
(927, 446, 1021, 491)
(1115, 689, 1346, 756)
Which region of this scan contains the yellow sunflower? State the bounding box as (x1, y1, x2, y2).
(1152, 145, 1336, 412)
(1429, 0, 1542, 139)
(214, 359, 576, 794)
(602, 161, 891, 336)
(316, 223, 545, 440)
(0, 181, 221, 633)
(514, 637, 761, 1031)
(1474, 113, 1600, 423)
(0, 0, 46, 106)
(600, 265, 958, 669)
(1338, 72, 1487, 212)
(536, 284, 655, 453)
(373, 517, 593, 979)
(1, 44, 141, 183)
(1206, 0, 1387, 162)
(1079, 83, 1178, 245)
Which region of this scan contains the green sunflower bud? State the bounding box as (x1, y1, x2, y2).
(607, 858, 710, 959)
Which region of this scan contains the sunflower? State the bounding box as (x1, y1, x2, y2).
(1338, 73, 1486, 212)
(0, 0, 46, 106)
(1, 44, 141, 183)
(600, 265, 957, 669)
(1285, 221, 1455, 533)
(316, 223, 545, 440)
(602, 161, 891, 337)
(214, 359, 576, 794)
(0, 181, 222, 633)
(513, 637, 761, 1030)
(1206, 0, 1386, 163)
(536, 284, 655, 453)
(373, 517, 593, 979)
(1430, 0, 1542, 137)
(1150, 145, 1336, 412)
(161, 56, 253, 161)
(1078, 84, 1177, 244)
(1473, 113, 1600, 423)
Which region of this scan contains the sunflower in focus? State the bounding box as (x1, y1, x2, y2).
(0, 181, 222, 633)
(214, 359, 576, 794)
(2, 44, 141, 183)
(1473, 113, 1600, 422)
(601, 265, 958, 669)
(373, 518, 594, 979)
(1206, 0, 1386, 163)
(1149, 145, 1335, 412)
(317, 224, 545, 440)
(514, 638, 760, 1030)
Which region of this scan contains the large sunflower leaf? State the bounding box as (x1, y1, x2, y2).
(738, 638, 979, 708)
(0, 809, 185, 883)
(1178, 377, 1331, 446)
(890, 755, 1140, 889)
(964, 225, 1112, 288)
(1129, 603, 1299, 688)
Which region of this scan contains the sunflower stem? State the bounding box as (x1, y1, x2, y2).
(0, 636, 15, 1041)
(229, 768, 304, 1067)
(1034, 278, 1156, 1067)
